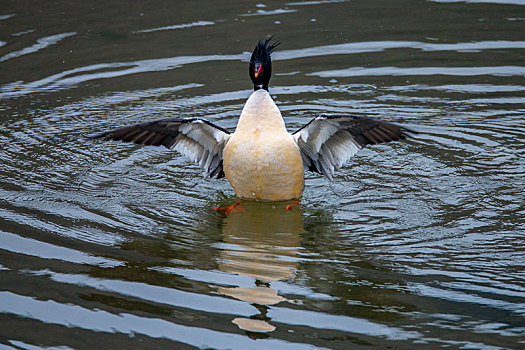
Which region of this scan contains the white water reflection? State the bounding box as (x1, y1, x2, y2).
(0, 32, 76, 63)
(267, 307, 421, 340)
(241, 8, 298, 16)
(0, 14, 15, 20)
(0, 231, 123, 267)
(0, 291, 323, 350)
(0, 54, 243, 98)
(135, 21, 215, 34)
(286, 0, 347, 5)
(386, 84, 525, 93)
(311, 66, 525, 77)
(429, 0, 525, 4)
(30, 269, 257, 316)
(3, 40, 525, 98)
(274, 40, 525, 60)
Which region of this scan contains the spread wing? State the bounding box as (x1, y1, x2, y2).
(292, 114, 416, 181)
(88, 118, 231, 179)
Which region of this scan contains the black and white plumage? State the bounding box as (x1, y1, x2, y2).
(292, 114, 414, 181)
(89, 118, 230, 179)
(89, 38, 416, 201)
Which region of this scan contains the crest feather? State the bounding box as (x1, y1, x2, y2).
(251, 36, 280, 63)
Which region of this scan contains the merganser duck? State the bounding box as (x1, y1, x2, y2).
(90, 38, 415, 202)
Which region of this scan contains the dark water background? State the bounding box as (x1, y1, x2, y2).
(1, 0, 524, 349)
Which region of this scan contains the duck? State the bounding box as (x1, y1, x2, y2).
(89, 37, 415, 203)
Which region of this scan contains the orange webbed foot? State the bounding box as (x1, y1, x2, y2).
(285, 201, 301, 211)
(212, 202, 246, 214)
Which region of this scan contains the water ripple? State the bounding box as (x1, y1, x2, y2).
(0, 32, 76, 63)
(0, 231, 123, 267)
(0, 291, 323, 350)
(1, 1, 524, 347)
(310, 66, 525, 77)
(429, 0, 525, 5)
(135, 21, 215, 34)
(3, 39, 524, 98)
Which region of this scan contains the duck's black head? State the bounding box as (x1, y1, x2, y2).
(249, 37, 280, 91)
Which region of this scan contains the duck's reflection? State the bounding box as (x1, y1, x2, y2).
(216, 201, 304, 333)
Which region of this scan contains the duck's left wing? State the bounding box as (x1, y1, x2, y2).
(88, 118, 230, 179)
(292, 114, 415, 181)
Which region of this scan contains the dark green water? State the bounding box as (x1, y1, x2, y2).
(1, 0, 524, 349)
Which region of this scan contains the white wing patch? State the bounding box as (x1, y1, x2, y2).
(293, 115, 412, 180)
(166, 121, 230, 178)
(90, 118, 231, 179)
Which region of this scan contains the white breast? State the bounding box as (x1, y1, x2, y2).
(223, 90, 304, 201)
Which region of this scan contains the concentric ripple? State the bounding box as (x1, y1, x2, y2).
(1, 0, 524, 349)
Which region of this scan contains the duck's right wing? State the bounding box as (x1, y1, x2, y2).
(88, 118, 231, 179)
(292, 114, 416, 181)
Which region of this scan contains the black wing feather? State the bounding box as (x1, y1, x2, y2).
(89, 118, 230, 179)
(293, 114, 416, 180)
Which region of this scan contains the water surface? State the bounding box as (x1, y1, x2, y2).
(1, 0, 524, 349)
